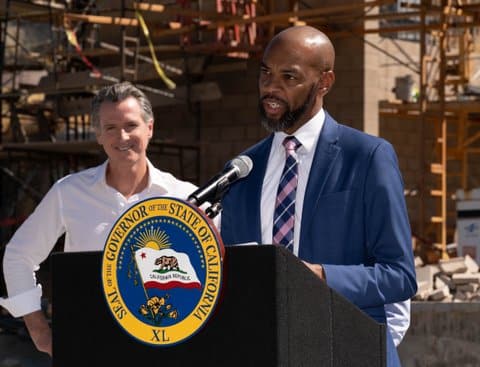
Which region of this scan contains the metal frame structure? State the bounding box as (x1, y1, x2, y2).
(380, 0, 480, 260)
(1, 0, 480, 258)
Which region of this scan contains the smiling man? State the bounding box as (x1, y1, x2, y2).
(220, 26, 417, 367)
(0, 82, 200, 357)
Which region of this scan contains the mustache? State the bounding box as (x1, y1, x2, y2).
(260, 95, 288, 106)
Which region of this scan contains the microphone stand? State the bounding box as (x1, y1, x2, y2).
(188, 180, 229, 219)
(205, 201, 222, 219)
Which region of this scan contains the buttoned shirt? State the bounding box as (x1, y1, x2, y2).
(0, 159, 202, 317)
(261, 109, 325, 256)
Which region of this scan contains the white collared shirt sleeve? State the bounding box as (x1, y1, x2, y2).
(385, 299, 411, 346)
(1, 160, 207, 318)
(1, 182, 66, 316)
(0, 286, 42, 317)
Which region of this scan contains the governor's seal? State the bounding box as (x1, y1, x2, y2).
(101, 197, 224, 346)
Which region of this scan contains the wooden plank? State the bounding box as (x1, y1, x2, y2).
(63, 13, 139, 27)
(133, 3, 166, 13)
(33, 56, 245, 92)
(34, 63, 184, 92)
(2, 140, 100, 154)
(304, 10, 421, 26)
(430, 163, 443, 174)
(152, 0, 392, 38)
(60, 44, 182, 58)
(379, 100, 480, 113)
(54, 82, 222, 116)
(134, 2, 232, 20)
(462, 131, 480, 148)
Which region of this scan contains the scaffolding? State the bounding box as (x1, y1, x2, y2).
(1, 0, 480, 259)
(379, 1, 480, 261)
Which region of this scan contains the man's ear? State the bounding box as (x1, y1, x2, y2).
(95, 128, 102, 144)
(147, 119, 154, 139)
(321, 70, 335, 94)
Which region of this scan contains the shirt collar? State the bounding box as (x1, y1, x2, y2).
(93, 159, 169, 194)
(147, 159, 170, 194)
(93, 160, 109, 186)
(272, 108, 325, 155)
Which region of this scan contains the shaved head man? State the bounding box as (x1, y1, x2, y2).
(221, 26, 417, 367)
(259, 26, 335, 133)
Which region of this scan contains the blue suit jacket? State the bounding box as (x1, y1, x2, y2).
(220, 113, 417, 366)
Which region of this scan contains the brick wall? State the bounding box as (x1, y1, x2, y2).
(379, 114, 425, 236)
(151, 58, 266, 184)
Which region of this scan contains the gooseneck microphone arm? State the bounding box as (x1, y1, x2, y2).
(187, 155, 253, 217)
(187, 171, 234, 207)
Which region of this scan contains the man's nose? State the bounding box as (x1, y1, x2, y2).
(259, 78, 282, 96)
(119, 129, 129, 139)
(260, 75, 281, 94)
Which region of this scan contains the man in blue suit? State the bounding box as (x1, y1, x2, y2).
(220, 26, 417, 366)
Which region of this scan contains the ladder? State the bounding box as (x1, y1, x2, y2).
(420, 0, 476, 259)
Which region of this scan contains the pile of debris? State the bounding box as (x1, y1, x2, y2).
(414, 255, 480, 302)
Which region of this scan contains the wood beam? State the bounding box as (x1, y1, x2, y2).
(50, 82, 222, 115)
(133, 3, 165, 13)
(152, 0, 395, 38)
(329, 19, 480, 38)
(63, 13, 139, 27)
(298, 10, 422, 27)
(133, 2, 232, 20)
(62, 1, 401, 40)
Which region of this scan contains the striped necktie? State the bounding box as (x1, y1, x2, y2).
(272, 136, 301, 251)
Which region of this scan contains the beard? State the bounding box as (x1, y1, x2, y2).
(259, 85, 317, 133)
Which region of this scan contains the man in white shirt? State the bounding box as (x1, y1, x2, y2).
(0, 82, 200, 356)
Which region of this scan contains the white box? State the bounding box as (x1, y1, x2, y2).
(457, 200, 480, 265)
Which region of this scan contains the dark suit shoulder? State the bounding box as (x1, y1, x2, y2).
(335, 121, 393, 156)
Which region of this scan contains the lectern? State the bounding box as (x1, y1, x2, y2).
(52, 245, 385, 367)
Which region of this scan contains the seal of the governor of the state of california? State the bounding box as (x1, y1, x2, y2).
(101, 197, 224, 346)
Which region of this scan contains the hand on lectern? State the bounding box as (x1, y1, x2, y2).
(302, 261, 326, 280)
(23, 310, 52, 357)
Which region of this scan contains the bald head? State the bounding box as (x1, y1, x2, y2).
(266, 26, 335, 73)
(258, 26, 336, 134)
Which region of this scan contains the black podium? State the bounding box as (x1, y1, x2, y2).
(51, 245, 385, 367)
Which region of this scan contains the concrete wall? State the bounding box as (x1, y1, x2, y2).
(364, 31, 420, 136)
(399, 302, 480, 367)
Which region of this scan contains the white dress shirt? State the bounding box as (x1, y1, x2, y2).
(385, 299, 411, 346)
(0, 159, 200, 317)
(259, 108, 410, 346)
(261, 109, 325, 256)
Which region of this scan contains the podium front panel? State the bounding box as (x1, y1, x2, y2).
(52, 246, 385, 367)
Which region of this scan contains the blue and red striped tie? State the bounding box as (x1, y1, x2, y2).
(273, 136, 301, 251)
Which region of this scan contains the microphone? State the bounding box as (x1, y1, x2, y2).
(188, 155, 253, 207)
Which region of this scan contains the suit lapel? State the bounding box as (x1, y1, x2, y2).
(242, 135, 273, 243)
(299, 113, 341, 258)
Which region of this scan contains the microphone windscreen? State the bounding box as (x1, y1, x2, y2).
(231, 155, 253, 178)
